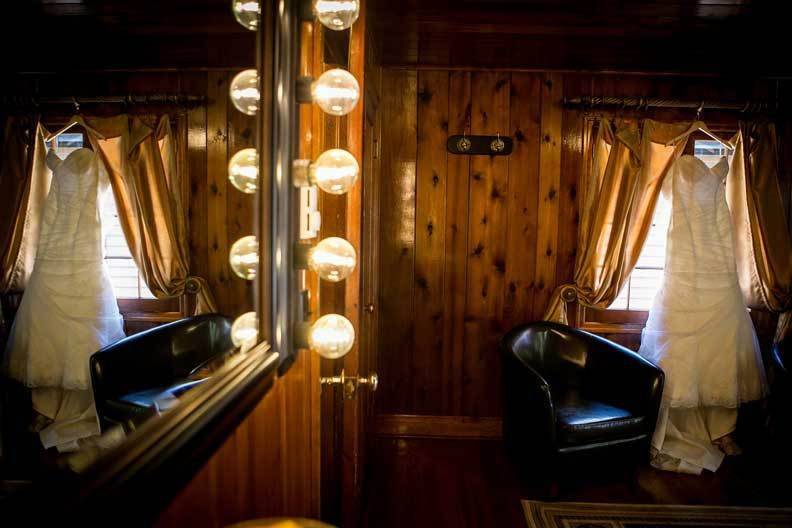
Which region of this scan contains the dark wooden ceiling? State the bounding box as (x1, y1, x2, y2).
(370, 0, 790, 76)
(3, 0, 789, 76)
(3, 0, 255, 72)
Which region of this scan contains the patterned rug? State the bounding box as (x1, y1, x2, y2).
(522, 500, 792, 527)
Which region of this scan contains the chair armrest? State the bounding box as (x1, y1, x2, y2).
(500, 344, 556, 451)
(577, 329, 664, 420)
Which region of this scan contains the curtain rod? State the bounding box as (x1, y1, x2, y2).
(0, 94, 207, 109)
(563, 96, 778, 114)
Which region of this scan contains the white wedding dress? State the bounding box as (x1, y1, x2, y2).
(638, 154, 766, 474)
(4, 147, 125, 451)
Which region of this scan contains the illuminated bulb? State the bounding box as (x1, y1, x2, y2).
(308, 237, 356, 282)
(229, 235, 259, 280)
(311, 69, 359, 116)
(230, 69, 259, 115)
(228, 148, 258, 194)
(231, 311, 258, 349)
(231, 0, 259, 31)
(313, 0, 360, 31)
(309, 314, 355, 359)
(311, 149, 359, 194)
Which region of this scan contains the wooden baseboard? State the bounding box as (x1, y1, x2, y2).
(371, 414, 502, 439)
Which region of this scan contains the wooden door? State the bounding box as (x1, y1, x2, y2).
(337, 6, 379, 525)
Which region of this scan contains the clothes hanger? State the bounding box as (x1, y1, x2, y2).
(666, 103, 735, 151)
(44, 99, 105, 144)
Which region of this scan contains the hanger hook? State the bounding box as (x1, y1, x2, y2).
(696, 101, 704, 120)
(72, 96, 80, 114)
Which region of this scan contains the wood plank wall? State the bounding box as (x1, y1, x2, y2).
(374, 69, 789, 428)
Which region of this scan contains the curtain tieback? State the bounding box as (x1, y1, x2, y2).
(543, 283, 578, 324)
(182, 276, 218, 315)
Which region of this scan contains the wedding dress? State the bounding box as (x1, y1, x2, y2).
(4, 146, 125, 451)
(638, 154, 766, 474)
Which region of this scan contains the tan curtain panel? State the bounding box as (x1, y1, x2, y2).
(544, 118, 690, 323)
(43, 115, 216, 315)
(726, 121, 792, 342)
(0, 116, 48, 294)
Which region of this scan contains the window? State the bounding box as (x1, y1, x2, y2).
(607, 138, 726, 311)
(49, 134, 153, 300)
(608, 195, 671, 311)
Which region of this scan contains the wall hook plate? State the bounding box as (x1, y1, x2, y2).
(447, 134, 513, 156)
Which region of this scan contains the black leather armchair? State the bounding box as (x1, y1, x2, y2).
(90, 314, 233, 431)
(500, 322, 663, 474)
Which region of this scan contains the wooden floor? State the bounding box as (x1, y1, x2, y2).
(362, 436, 791, 528)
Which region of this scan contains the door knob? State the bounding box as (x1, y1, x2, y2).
(364, 303, 375, 313)
(320, 369, 378, 399)
(357, 373, 378, 391)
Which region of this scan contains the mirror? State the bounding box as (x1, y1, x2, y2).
(0, 0, 287, 522)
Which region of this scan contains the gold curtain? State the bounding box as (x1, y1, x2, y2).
(0, 116, 47, 294)
(544, 118, 690, 323)
(727, 121, 792, 342)
(44, 115, 216, 314)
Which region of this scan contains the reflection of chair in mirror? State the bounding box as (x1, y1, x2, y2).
(89, 314, 233, 431)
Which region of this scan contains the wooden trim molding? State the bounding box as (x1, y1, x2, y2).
(371, 414, 502, 439)
(121, 311, 184, 324)
(579, 321, 645, 335)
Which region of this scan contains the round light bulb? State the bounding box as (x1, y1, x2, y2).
(230, 69, 259, 115)
(308, 237, 356, 282)
(228, 148, 258, 194)
(313, 0, 359, 31)
(231, 311, 258, 350)
(311, 149, 359, 195)
(229, 235, 259, 280)
(309, 314, 355, 359)
(232, 0, 259, 31)
(311, 69, 359, 116)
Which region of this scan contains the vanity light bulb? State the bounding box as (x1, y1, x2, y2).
(311, 69, 359, 116)
(229, 235, 259, 280)
(231, 0, 259, 31)
(231, 311, 258, 349)
(228, 148, 258, 194)
(312, 149, 359, 195)
(309, 237, 356, 282)
(313, 0, 360, 31)
(230, 69, 259, 115)
(309, 314, 355, 359)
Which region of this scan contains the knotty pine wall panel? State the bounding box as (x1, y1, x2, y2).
(375, 69, 789, 419)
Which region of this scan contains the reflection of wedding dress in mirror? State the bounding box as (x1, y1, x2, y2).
(4, 146, 125, 451)
(639, 154, 766, 474)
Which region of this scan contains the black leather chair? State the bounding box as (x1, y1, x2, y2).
(500, 321, 664, 477)
(90, 313, 233, 431)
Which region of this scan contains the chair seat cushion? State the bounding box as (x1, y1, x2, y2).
(554, 393, 646, 446)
